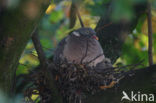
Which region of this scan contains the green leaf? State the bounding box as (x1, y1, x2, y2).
(49, 10, 63, 23)
(111, 0, 133, 21)
(16, 64, 29, 76)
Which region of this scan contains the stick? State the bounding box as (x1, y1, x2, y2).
(32, 29, 47, 67)
(73, 3, 84, 27)
(147, 2, 153, 66)
(76, 7, 84, 27)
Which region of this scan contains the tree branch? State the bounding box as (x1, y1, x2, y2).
(31, 29, 63, 103)
(85, 65, 156, 103)
(0, 0, 50, 95)
(71, 3, 84, 28)
(32, 29, 47, 67)
(147, 1, 153, 66)
(76, 5, 84, 28)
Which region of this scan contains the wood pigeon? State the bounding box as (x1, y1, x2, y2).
(53, 27, 112, 70)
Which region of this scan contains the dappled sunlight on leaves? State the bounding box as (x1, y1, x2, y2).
(16, 65, 29, 76)
(46, 4, 56, 14)
(142, 16, 156, 34)
(115, 32, 149, 67)
(17, 41, 39, 75)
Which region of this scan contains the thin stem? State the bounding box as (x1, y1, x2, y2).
(32, 29, 47, 67)
(147, 2, 153, 66)
(73, 3, 84, 27)
(77, 8, 84, 27)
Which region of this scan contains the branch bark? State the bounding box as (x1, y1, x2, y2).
(32, 29, 47, 67)
(147, 1, 153, 66)
(85, 65, 156, 103)
(0, 0, 50, 95)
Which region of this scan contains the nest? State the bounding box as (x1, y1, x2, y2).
(24, 62, 131, 103)
(51, 63, 126, 103)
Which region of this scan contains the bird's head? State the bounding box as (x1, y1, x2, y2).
(71, 27, 99, 40)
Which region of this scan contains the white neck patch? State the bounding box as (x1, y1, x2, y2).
(72, 31, 80, 37)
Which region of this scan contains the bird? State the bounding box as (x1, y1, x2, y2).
(53, 27, 115, 103)
(53, 27, 112, 70)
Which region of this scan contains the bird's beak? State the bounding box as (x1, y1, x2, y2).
(92, 35, 99, 40)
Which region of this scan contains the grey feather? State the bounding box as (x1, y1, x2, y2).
(53, 37, 67, 65)
(53, 27, 112, 69)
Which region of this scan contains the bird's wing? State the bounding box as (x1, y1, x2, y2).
(53, 37, 67, 64)
(94, 59, 112, 72)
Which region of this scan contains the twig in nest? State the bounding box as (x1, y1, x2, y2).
(95, 22, 112, 33)
(113, 60, 144, 70)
